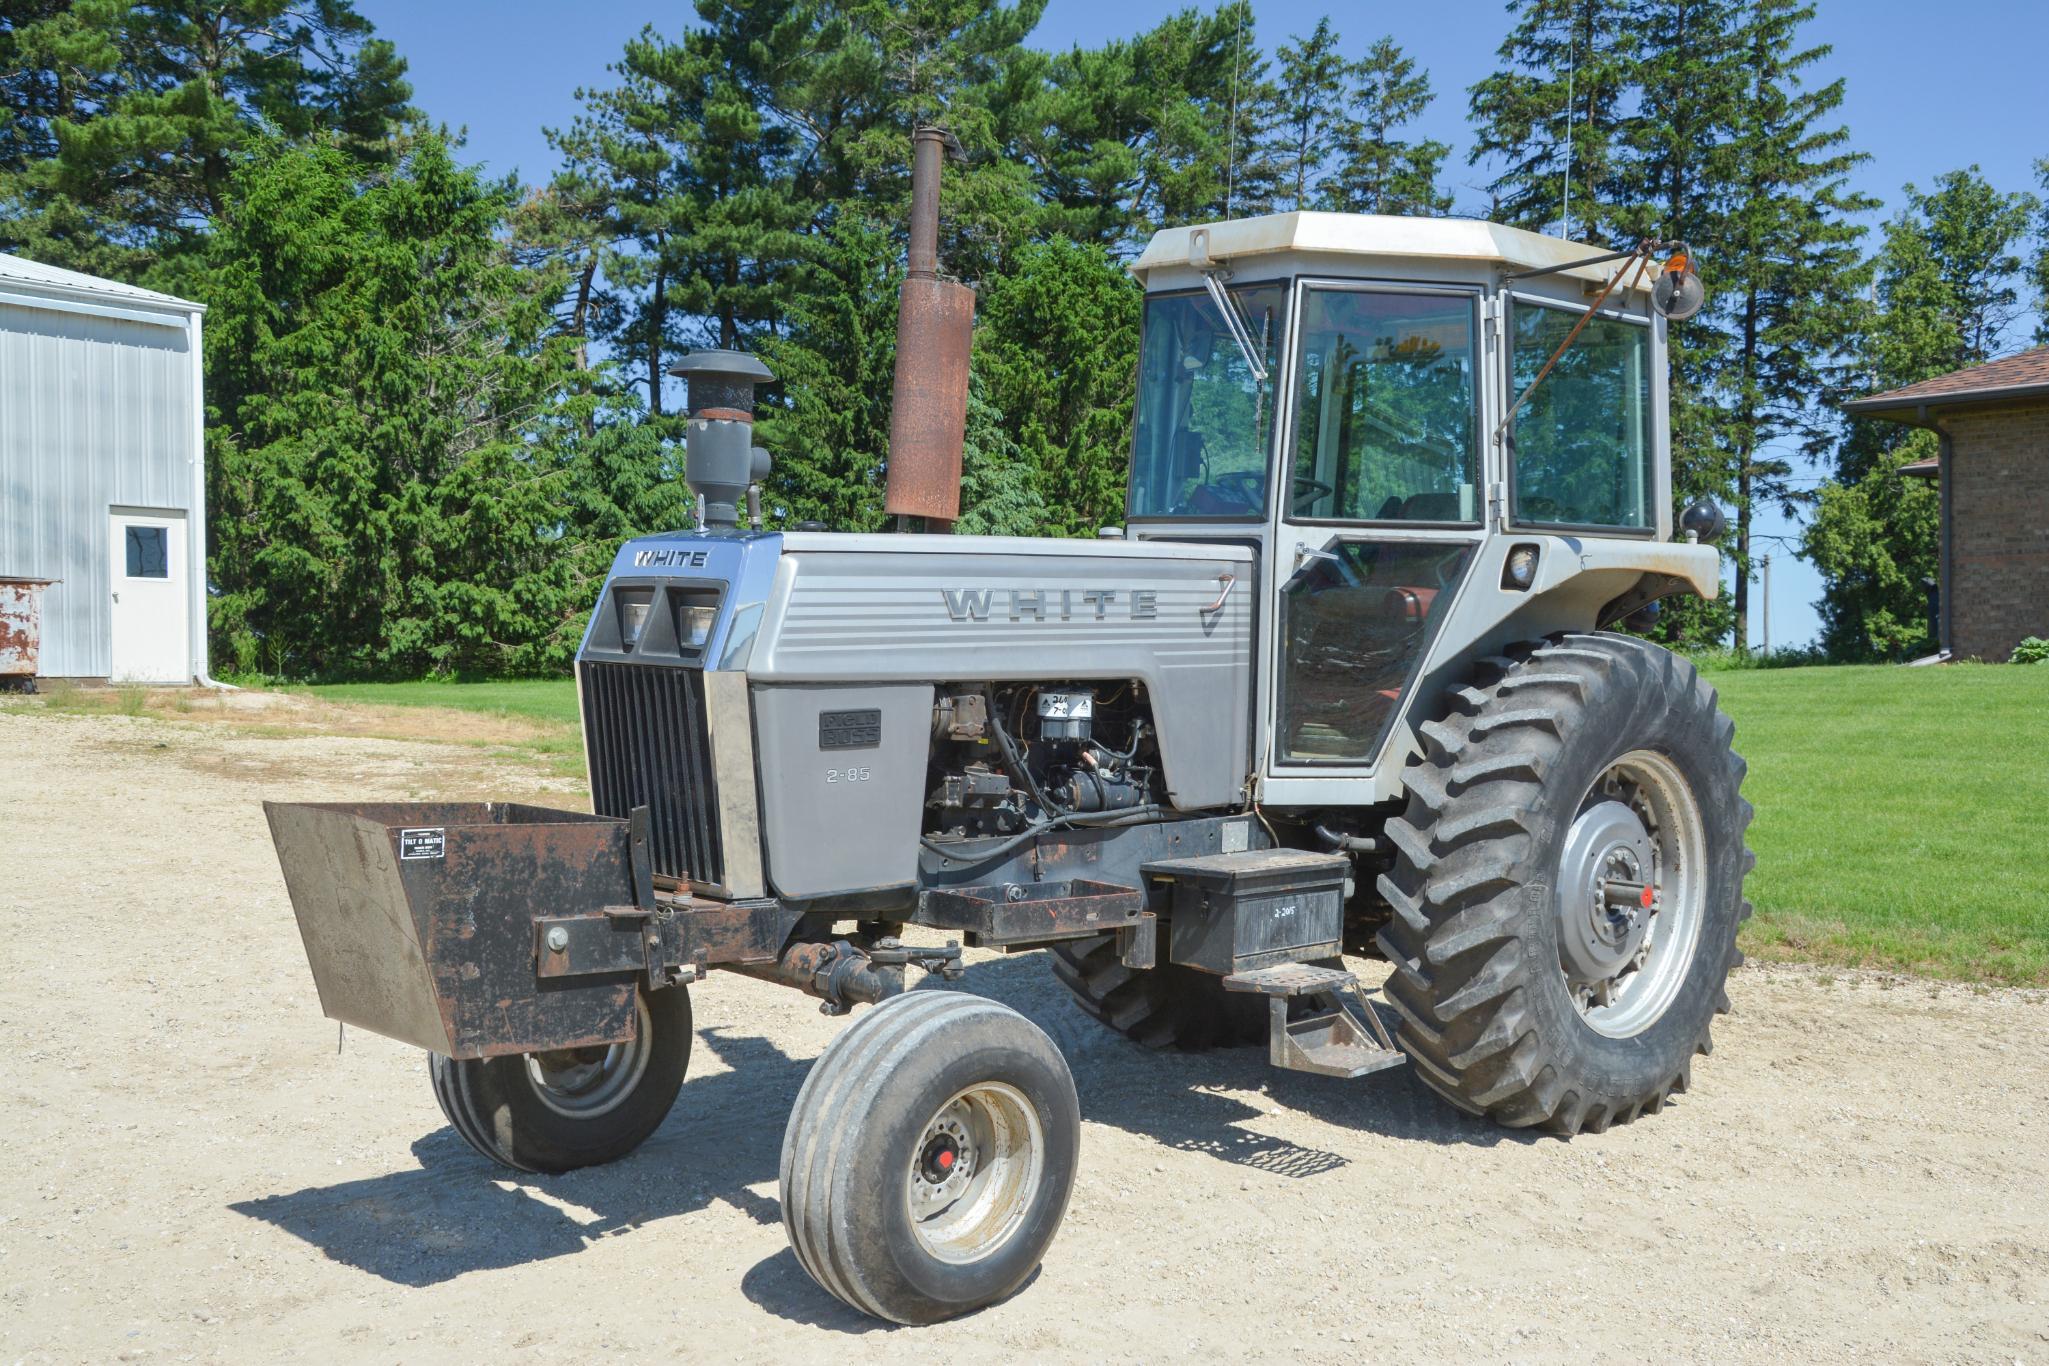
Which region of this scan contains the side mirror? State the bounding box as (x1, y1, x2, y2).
(1651, 251, 1705, 321)
(1680, 499, 1726, 544)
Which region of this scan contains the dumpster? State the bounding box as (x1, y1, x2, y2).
(0, 577, 56, 691)
(263, 801, 653, 1058)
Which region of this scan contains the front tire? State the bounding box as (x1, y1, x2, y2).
(780, 991, 1080, 1325)
(430, 983, 691, 1174)
(1375, 633, 1752, 1134)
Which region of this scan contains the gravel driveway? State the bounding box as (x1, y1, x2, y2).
(2, 705, 2045, 1363)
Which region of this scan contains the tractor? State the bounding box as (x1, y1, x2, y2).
(266, 132, 1744, 1326)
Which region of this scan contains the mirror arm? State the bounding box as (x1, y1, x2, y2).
(1492, 245, 1657, 447)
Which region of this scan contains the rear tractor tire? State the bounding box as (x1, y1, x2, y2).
(780, 991, 1080, 1325)
(430, 982, 692, 1174)
(1376, 632, 1752, 1135)
(1047, 932, 1267, 1049)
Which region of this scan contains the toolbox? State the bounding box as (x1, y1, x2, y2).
(1144, 848, 1350, 975)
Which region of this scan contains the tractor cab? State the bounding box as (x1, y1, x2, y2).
(1124, 212, 1707, 804)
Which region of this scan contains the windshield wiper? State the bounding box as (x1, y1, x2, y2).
(1201, 272, 1268, 386)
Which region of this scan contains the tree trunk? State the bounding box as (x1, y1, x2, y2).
(721, 253, 738, 349)
(1735, 287, 1760, 651)
(570, 250, 596, 374)
(648, 258, 667, 418)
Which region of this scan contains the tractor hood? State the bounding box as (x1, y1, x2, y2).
(579, 527, 1259, 813)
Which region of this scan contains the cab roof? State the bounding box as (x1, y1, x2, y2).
(1131, 211, 1650, 296)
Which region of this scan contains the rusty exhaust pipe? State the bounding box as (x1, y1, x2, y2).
(883, 125, 975, 530)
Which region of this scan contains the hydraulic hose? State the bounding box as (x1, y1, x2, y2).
(919, 804, 1171, 870)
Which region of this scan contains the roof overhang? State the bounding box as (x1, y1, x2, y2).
(1843, 382, 2049, 421)
(1130, 211, 1653, 294)
(0, 255, 204, 329)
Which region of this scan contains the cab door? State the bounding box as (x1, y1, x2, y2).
(1265, 282, 1487, 784)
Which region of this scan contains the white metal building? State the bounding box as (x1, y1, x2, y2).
(0, 253, 211, 683)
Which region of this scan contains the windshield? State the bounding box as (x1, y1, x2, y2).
(1128, 283, 1288, 519)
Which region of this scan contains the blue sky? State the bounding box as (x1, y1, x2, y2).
(357, 0, 2049, 648)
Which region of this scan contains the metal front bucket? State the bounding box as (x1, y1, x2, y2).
(263, 802, 645, 1059)
(0, 578, 55, 683)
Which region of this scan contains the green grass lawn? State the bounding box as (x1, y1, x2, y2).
(304, 664, 2049, 985)
(298, 678, 581, 728)
(1707, 662, 2049, 985)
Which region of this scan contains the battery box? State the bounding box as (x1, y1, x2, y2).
(1145, 849, 1349, 976)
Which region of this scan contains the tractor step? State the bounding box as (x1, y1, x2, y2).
(1223, 964, 1407, 1080)
(1221, 962, 1355, 997)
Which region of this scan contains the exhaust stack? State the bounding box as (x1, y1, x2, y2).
(883, 125, 975, 529)
(670, 349, 774, 530)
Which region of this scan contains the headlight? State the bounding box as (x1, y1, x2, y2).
(1503, 544, 1540, 591)
(677, 602, 718, 650)
(615, 587, 655, 650)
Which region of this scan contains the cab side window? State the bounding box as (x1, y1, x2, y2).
(1509, 302, 1654, 529)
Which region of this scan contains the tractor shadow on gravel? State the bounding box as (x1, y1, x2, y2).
(229, 1027, 814, 1291)
(956, 952, 1543, 1162)
(229, 952, 1530, 1319)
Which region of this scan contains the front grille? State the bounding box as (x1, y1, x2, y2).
(581, 661, 724, 886)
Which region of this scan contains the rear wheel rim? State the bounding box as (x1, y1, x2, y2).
(1556, 748, 1707, 1038)
(524, 993, 655, 1119)
(904, 1081, 1045, 1265)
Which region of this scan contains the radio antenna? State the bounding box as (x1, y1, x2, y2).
(1226, 6, 1243, 218)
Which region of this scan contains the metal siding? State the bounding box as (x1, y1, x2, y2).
(0, 299, 195, 677)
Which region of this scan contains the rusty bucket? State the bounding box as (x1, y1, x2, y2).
(0, 577, 56, 690)
(263, 802, 650, 1058)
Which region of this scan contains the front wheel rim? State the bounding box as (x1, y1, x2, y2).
(1555, 748, 1708, 1039)
(524, 993, 656, 1119)
(904, 1081, 1045, 1265)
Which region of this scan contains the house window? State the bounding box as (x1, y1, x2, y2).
(124, 525, 168, 578)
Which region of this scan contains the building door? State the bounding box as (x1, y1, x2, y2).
(108, 508, 189, 682)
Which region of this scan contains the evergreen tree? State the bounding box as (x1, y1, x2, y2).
(202, 134, 586, 676)
(955, 372, 1046, 534)
(973, 234, 1142, 534)
(1469, 0, 1637, 239)
(753, 214, 899, 533)
(1015, 4, 1262, 241)
(1708, 0, 1874, 650)
(1604, 0, 1746, 646)
(1327, 36, 1450, 216)
(1266, 17, 1348, 212)
(0, 0, 410, 282)
(1212, 4, 1280, 219)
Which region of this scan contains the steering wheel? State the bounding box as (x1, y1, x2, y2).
(1291, 474, 1335, 506)
(1190, 469, 1264, 513)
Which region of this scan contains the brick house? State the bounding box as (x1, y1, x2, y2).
(1843, 347, 2049, 661)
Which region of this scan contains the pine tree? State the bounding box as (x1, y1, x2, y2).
(1469, 0, 1637, 239)
(973, 234, 1142, 535)
(0, 0, 410, 281)
(1266, 18, 1349, 212)
(202, 133, 587, 676)
(1326, 36, 1450, 216)
(1212, 3, 1281, 219)
(1708, 0, 1874, 651)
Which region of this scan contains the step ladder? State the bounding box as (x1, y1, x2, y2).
(1222, 963, 1408, 1080)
